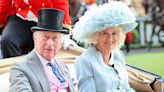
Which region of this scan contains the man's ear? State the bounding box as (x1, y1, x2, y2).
(32, 32, 37, 41)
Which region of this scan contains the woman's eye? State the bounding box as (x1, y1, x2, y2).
(112, 32, 117, 35)
(103, 32, 108, 35)
(101, 32, 108, 35)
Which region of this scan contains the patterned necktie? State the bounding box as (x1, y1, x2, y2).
(47, 62, 65, 83)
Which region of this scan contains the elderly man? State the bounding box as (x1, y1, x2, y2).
(9, 8, 75, 92)
(1, 0, 73, 58)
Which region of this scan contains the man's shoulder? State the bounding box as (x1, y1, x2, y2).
(11, 54, 33, 70)
(55, 60, 66, 67)
(11, 58, 27, 68)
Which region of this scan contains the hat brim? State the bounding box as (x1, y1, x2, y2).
(31, 26, 69, 34)
(121, 22, 138, 33)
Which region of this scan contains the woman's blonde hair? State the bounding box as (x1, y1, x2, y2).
(85, 26, 126, 49)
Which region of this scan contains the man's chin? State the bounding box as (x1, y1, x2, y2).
(43, 54, 55, 60)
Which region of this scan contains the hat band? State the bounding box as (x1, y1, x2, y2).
(37, 23, 62, 30)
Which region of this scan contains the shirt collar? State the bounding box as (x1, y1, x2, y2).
(34, 49, 54, 67)
(89, 46, 115, 65)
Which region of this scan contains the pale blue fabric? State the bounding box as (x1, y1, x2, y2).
(72, 1, 138, 42)
(75, 46, 135, 92)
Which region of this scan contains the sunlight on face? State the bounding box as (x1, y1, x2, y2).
(97, 27, 120, 51)
(33, 31, 63, 61)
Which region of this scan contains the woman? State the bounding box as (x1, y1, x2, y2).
(72, 1, 137, 92)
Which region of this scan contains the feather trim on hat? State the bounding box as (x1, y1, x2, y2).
(72, 1, 138, 41)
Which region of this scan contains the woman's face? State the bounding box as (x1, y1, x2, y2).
(33, 31, 63, 61)
(97, 27, 120, 51)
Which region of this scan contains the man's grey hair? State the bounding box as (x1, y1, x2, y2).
(33, 31, 65, 43)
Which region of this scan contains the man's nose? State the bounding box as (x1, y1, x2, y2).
(47, 38, 54, 46)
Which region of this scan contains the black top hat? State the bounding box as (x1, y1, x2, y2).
(31, 8, 69, 34)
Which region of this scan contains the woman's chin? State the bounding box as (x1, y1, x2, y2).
(104, 46, 114, 51)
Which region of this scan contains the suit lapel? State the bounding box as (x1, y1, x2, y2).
(55, 60, 75, 92)
(26, 50, 50, 92)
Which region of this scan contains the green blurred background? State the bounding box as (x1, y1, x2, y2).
(125, 51, 164, 77)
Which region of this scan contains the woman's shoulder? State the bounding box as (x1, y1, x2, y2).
(75, 47, 98, 64)
(112, 49, 126, 65)
(76, 51, 94, 62)
(113, 49, 125, 58)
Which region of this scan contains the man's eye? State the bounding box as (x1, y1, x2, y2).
(52, 37, 58, 40)
(44, 36, 49, 40)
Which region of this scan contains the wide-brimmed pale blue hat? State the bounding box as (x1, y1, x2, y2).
(72, 1, 138, 41)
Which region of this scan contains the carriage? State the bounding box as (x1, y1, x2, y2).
(0, 0, 163, 91)
(0, 46, 163, 92)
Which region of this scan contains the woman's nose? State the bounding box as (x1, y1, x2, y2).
(107, 34, 113, 40)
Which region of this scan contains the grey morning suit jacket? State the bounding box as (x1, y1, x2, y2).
(9, 50, 75, 92)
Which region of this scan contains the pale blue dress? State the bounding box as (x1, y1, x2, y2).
(75, 46, 135, 92)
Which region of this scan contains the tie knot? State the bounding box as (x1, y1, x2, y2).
(47, 62, 53, 67)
